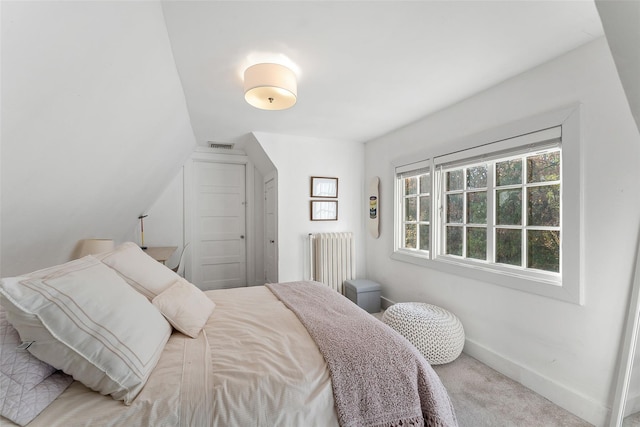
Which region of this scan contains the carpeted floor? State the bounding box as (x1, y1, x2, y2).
(432, 353, 591, 427)
(372, 310, 592, 426)
(625, 413, 640, 426)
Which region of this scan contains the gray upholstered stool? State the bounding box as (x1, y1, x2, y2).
(382, 302, 465, 365)
(344, 279, 381, 313)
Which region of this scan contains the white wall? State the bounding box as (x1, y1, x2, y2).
(596, 0, 640, 131)
(139, 168, 185, 270)
(596, 1, 640, 419)
(0, 1, 196, 275)
(143, 146, 269, 286)
(254, 132, 366, 283)
(252, 165, 266, 285)
(364, 37, 640, 425)
(142, 132, 367, 287)
(236, 133, 277, 285)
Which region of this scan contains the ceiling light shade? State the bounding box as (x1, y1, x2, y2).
(244, 63, 297, 110)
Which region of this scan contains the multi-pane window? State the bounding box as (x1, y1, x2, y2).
(404, 173, 431, 251)
(397, 162, 430, 255)
(393, 112, 581, 303)
(443, 164, 488, 260)
(440, 147, 561, 274)
(495, 151, 560, 272)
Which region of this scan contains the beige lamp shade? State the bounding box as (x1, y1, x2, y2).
(76, 239, 115, 258)
(244, 63, 297, 110)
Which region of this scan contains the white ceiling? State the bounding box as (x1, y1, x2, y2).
(161, 1, 604, 145)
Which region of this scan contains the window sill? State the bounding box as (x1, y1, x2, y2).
(390, 250, 580, 305)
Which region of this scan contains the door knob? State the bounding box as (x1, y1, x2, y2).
(240, 235, 245, 239)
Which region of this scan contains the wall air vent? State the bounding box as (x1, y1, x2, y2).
(209, 142, 235, 150)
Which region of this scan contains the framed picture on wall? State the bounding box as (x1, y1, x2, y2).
(311, 176, 338, 198)
(310, 200, 338, 221)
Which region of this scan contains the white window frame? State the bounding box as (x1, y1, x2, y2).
(435, 132, 561, 280)
(395, 160, 431, 259)
(392, 105, 583, 305)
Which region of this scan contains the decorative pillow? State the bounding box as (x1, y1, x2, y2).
(97, 242, 179, 300)
(0, 256, 171, 404)
(152, 279, 215, 338)
(0, 304, 73, 426)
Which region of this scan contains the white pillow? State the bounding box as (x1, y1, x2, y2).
(152, 279, 215, 338)
(97, 242, 179, 300)
(0, 256, 171, 404)
(0, 303, 73, 426)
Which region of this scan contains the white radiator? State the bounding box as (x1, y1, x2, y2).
(309, 232, 355, 294)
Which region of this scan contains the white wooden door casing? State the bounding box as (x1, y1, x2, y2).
(264, 173, 278, 283)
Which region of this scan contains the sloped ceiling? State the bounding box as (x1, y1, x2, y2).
(596, 0, 640, 130)
(1, 1, 196, 275)
(1, 0, 605, 275)
(162, 0, 604, 145)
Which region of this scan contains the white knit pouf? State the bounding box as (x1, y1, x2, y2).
(382, 302, 465, 365)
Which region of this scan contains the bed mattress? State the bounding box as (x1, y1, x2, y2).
(2, 286, 338, 426)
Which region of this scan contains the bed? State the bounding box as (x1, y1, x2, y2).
(0, 242, 457, 427)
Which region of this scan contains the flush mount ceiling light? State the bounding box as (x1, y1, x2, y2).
(243, 63, 297, 110)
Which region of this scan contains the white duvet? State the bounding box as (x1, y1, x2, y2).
(2, 286, 339, 427)
(206, 286, 338, 426)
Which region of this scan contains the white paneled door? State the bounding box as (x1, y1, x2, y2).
(193, 161, 246, 290)
(264, 175, 278, 283)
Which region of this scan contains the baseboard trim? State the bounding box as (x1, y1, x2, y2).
(378, 296, 607, 424)
(380, 296, 395, 310)
(463, 339, 609, 426)
(625, 392, 640, 416)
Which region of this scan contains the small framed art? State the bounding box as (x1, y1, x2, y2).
(310, 177, 338, 198)
(310, 200, 338, 221)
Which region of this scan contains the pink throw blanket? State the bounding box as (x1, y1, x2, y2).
(267, 281, 458, 427)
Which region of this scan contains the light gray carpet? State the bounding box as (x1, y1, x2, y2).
(624, 411, 640, 426)
(433, 353, 591, 427)
(371, 310, 592, 426)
